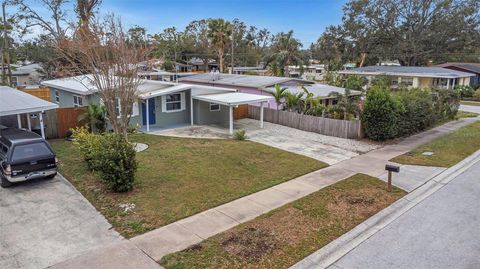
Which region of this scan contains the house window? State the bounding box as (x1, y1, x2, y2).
(210, 103, 220, 111)
(11, 76, 18, 87)
(73, 95, 83, 107)
(401, 77, 414, 87)
(54, 90, 60, 103)
(163, 93, 185, 112)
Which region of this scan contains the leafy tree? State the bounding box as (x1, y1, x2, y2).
(284, 91, 304, 112)
(79, 103, 107, 133)
(264, 30, 303, 76)
(207, 18, 232, 73)
(328, 88, 360, 120)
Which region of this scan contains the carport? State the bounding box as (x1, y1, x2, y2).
(193, 92, 273, 135)
(0, 86, 58, 138)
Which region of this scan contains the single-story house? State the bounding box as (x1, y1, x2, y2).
(227, 66, 269, 75)
(436, 63, 480, 88)
(188, 58, 218, 72)
(0, 86, 58, 138)
(11, 63, 44, 87)
(41, 75, 272, 134)
(179, 72, 355, 108)
(338, 66, 475, 89)
(287, 64, 325, 81)
(137, 70, 176, 82)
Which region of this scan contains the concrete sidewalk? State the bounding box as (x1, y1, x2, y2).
(291, 149, 480, 269)
(131, 116, 478, 262)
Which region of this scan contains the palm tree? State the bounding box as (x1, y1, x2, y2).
(207, 19, 232, 73)
(284, 92, 304, 113)
(328, 89, 359, 120)
(79, 104, 107, 133)
(264, 30, 303, 76)
(301, 86, 315, 113)
(270, 84, 288, 110)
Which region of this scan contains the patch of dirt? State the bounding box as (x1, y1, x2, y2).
(251, 207, 317, 245)
(221, 227, 277, 260)
(185, 243, 203, 252)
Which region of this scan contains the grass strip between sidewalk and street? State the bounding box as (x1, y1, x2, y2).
(51, 134, 326, 238)
(460, 100, 480, 107)
(159, 174, 406, 269)
(391, 121, 480, 167)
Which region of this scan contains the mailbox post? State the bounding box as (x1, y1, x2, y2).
(385, 164, 400, 192)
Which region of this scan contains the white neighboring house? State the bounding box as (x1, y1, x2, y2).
(288, 64, 325, 81)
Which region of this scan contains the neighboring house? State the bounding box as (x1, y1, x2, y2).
(41, 75, 272, 134)
(174, 62, 193, 73)
(137, 70, 176, 82)
(188, 58, 218, 72)
(228, 66, 269, 75)
(11, 63, 44, 87)
(179, 72, 354, 108)
(436, 63, 480, 88)
(339, 66, 475, 89)
(288, 64, 325, 81)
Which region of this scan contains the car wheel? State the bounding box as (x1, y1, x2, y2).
(45, 173, 57, 180)
(0, 176, 12, 188)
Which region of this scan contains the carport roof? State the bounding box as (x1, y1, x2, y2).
(0, 86, 58, 116)
(193, 92, 273, 106)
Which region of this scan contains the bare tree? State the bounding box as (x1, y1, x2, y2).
(57, 15, 149, 139)
(13, 0, 69, 41)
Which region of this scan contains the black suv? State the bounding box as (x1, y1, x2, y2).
(0, 126, 58, 188)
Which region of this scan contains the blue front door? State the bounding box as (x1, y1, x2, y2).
(142, 98, 156, 125)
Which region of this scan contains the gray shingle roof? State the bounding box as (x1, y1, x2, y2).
(436, 63, 480, 75)
(338, 66, 475, 78)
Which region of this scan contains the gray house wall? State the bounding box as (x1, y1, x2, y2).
(49, 87, 92, 108)
(193, 99, 229, 126)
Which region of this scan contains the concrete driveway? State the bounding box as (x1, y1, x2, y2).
(154, 119, 380, 165)
(0, 174, 122, 269)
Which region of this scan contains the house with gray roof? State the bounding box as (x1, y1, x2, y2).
(11, 63, 44, 87)
(338, 66, 475, 89)
(436, 63, 480, 88)
(179, 72, 356, 108)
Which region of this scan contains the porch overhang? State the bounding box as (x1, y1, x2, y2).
(193, 92, 273, 135)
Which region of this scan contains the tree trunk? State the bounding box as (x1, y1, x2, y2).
(359, 53, 367, 68)
(218, 48, 224, 73)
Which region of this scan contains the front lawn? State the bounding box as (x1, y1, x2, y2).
(461, 100, 480, 106)
(160, 174, 406, 269)
(391, 122, 480, 167)
(51, 134, 326, 238)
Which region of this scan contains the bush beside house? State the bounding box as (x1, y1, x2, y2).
(362, 87, 460, 141)
(73, 127, 138, 192)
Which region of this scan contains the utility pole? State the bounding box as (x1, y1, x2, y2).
(2, 1, 11, 86)
(230, 31, 234, 74)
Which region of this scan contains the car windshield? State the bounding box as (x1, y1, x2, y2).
(12, 142, 53, 161)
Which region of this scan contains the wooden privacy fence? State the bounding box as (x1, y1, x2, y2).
(248, 105, 364, 139)
(44, 107, 86, 139)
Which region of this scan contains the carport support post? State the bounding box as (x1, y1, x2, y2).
(190, 94, 193, 126)
(17, 114, 21, 128)
(146, 98, 150, 133)
(229, 106, 233, 135)
(39, 112, 45, 139)
(260, 102, 264, 129)
(27, 113, 31, 131)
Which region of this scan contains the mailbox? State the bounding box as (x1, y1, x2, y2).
(385, 164, 400, 173)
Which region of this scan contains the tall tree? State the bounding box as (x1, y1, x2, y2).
(75, 0, 101, 32)
(185, 19, 212, 70)
(264, 30, 303, 76)
(207, 18, 232, 73)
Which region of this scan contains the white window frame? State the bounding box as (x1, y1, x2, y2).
(210, 103, 221, 112)
(54, 90, 60, 103)
(400, 77, 414, 87)
(162, 92, 185, 113)
(73, 95, 83, 107)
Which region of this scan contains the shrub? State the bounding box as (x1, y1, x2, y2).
(72, 127, 137, 192)
(455, 85, 474, 98)
(89, 134, 137, 192)
(361, 86, 399, 141)
(474, 89, 480, 100)
(234, 129, 247, 140)
(431, 88, 459, 121)
(395, 89, 434, 137)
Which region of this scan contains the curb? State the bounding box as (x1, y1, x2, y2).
(290, 149, 480, 269)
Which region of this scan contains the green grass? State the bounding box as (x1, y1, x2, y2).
(160, 174, 406, 269)
(456, 111, 479, 119)
(391, 122, 480, 167)
(51, 134, 327, 238)
(461, 100, 480, 106)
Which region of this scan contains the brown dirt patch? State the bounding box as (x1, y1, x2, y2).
(221, 227, 277, 260)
